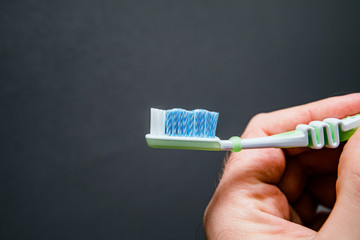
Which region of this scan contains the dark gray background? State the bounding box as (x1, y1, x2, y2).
(1, 0, 360, 239)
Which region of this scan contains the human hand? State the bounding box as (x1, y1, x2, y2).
(203, 93, 360, 240)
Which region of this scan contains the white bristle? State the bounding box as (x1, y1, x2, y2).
(150, 108, 166, 135)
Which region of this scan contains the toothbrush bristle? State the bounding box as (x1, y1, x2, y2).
(187, 111, 195, 137)
(165, 108, 219, 138)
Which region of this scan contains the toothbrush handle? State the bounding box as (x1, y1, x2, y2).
(240, 130, 308, 149)
(238, 114, 360, 151)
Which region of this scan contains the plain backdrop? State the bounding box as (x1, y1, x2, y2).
(1, 0, 360, 239)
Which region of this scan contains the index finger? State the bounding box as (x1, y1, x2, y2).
(243, 93, 360, 138)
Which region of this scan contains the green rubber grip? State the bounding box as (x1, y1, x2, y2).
(229, 136, 242, 152)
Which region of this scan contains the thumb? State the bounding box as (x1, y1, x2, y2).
(316, 128, 360, 240)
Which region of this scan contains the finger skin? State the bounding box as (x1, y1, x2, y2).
(292, 191, 316, 225)
(308, 174, 336, 209)
(297, 146, 342, 176)
(278, 147, 341, 206)
(278, 158, 307, 202)
(315, 129, 360, 240)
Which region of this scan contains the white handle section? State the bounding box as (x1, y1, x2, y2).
(295, 115, 360, 150)
(340, 114, 360, 131)
(241, 130, 308, 149)
(220, 140, 234, 151)
(323, 118, 341, 148)
(296, 120, 340, 149)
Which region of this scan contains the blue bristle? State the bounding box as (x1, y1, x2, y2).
(165, 110, 172, 136)
(200, 110, 207, 137)
(195, 109, 206, 137)
(172, 109, 179, 136)
(205, 111, 211, 137)
(194, 110, 200, 137)
(177, 109, 185, 136)
(168, 109, 176, 136)
(180, 109, 187, 136)
(187, 111, 195, 137)
(210, 112, 219, 137)
(165, 108, 218, 138)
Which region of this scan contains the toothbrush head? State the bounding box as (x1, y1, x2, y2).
(146, 108, 229, 151)
(150, 108, 219, 138)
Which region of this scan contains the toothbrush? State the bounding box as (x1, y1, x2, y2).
(145, 108, 360, 152)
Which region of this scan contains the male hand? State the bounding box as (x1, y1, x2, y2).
(203, 93, 360, 240)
